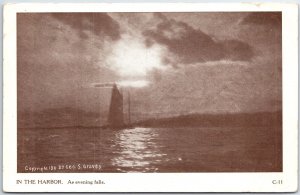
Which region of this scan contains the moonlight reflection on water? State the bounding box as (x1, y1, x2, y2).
(111, 128, 167, 172)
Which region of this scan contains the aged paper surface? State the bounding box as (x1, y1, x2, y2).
(3, 3, 298, 192)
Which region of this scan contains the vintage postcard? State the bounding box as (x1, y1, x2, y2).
(3, 3, 298, 192)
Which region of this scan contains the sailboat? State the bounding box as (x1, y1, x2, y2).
(107, 83, 132, 129)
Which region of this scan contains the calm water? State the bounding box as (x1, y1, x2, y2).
(18, 127, 281, 172)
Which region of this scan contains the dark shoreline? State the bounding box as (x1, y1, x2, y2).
(18, 110, 282, 129)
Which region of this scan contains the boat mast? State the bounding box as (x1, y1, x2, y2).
(128, 91, 131, 125)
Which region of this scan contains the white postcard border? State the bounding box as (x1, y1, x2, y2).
(3, 3, 298, 192)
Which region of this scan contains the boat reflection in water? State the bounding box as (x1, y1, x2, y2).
(111, 127, 167, 173)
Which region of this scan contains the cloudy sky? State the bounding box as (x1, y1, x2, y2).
(17, 12, 281, 118)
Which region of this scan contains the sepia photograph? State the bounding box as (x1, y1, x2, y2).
(3, 3, 298, 192)
(17, 11, 282, 173)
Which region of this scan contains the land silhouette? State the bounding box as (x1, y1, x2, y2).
(18, 107, 281, 129)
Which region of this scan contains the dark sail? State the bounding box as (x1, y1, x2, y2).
(108, 84, 124, 128)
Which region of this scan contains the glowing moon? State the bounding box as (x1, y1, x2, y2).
(107, 36, 166, 77)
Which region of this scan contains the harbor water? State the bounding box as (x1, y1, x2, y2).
(18, 126, 281, 172)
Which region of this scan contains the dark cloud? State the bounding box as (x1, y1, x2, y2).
(241, 12, 281, 26)
(221, 40, 254, 61)
(51, 13, 120, 40)
(143, 13, 254, 64)
(239, 12, 281, 64)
